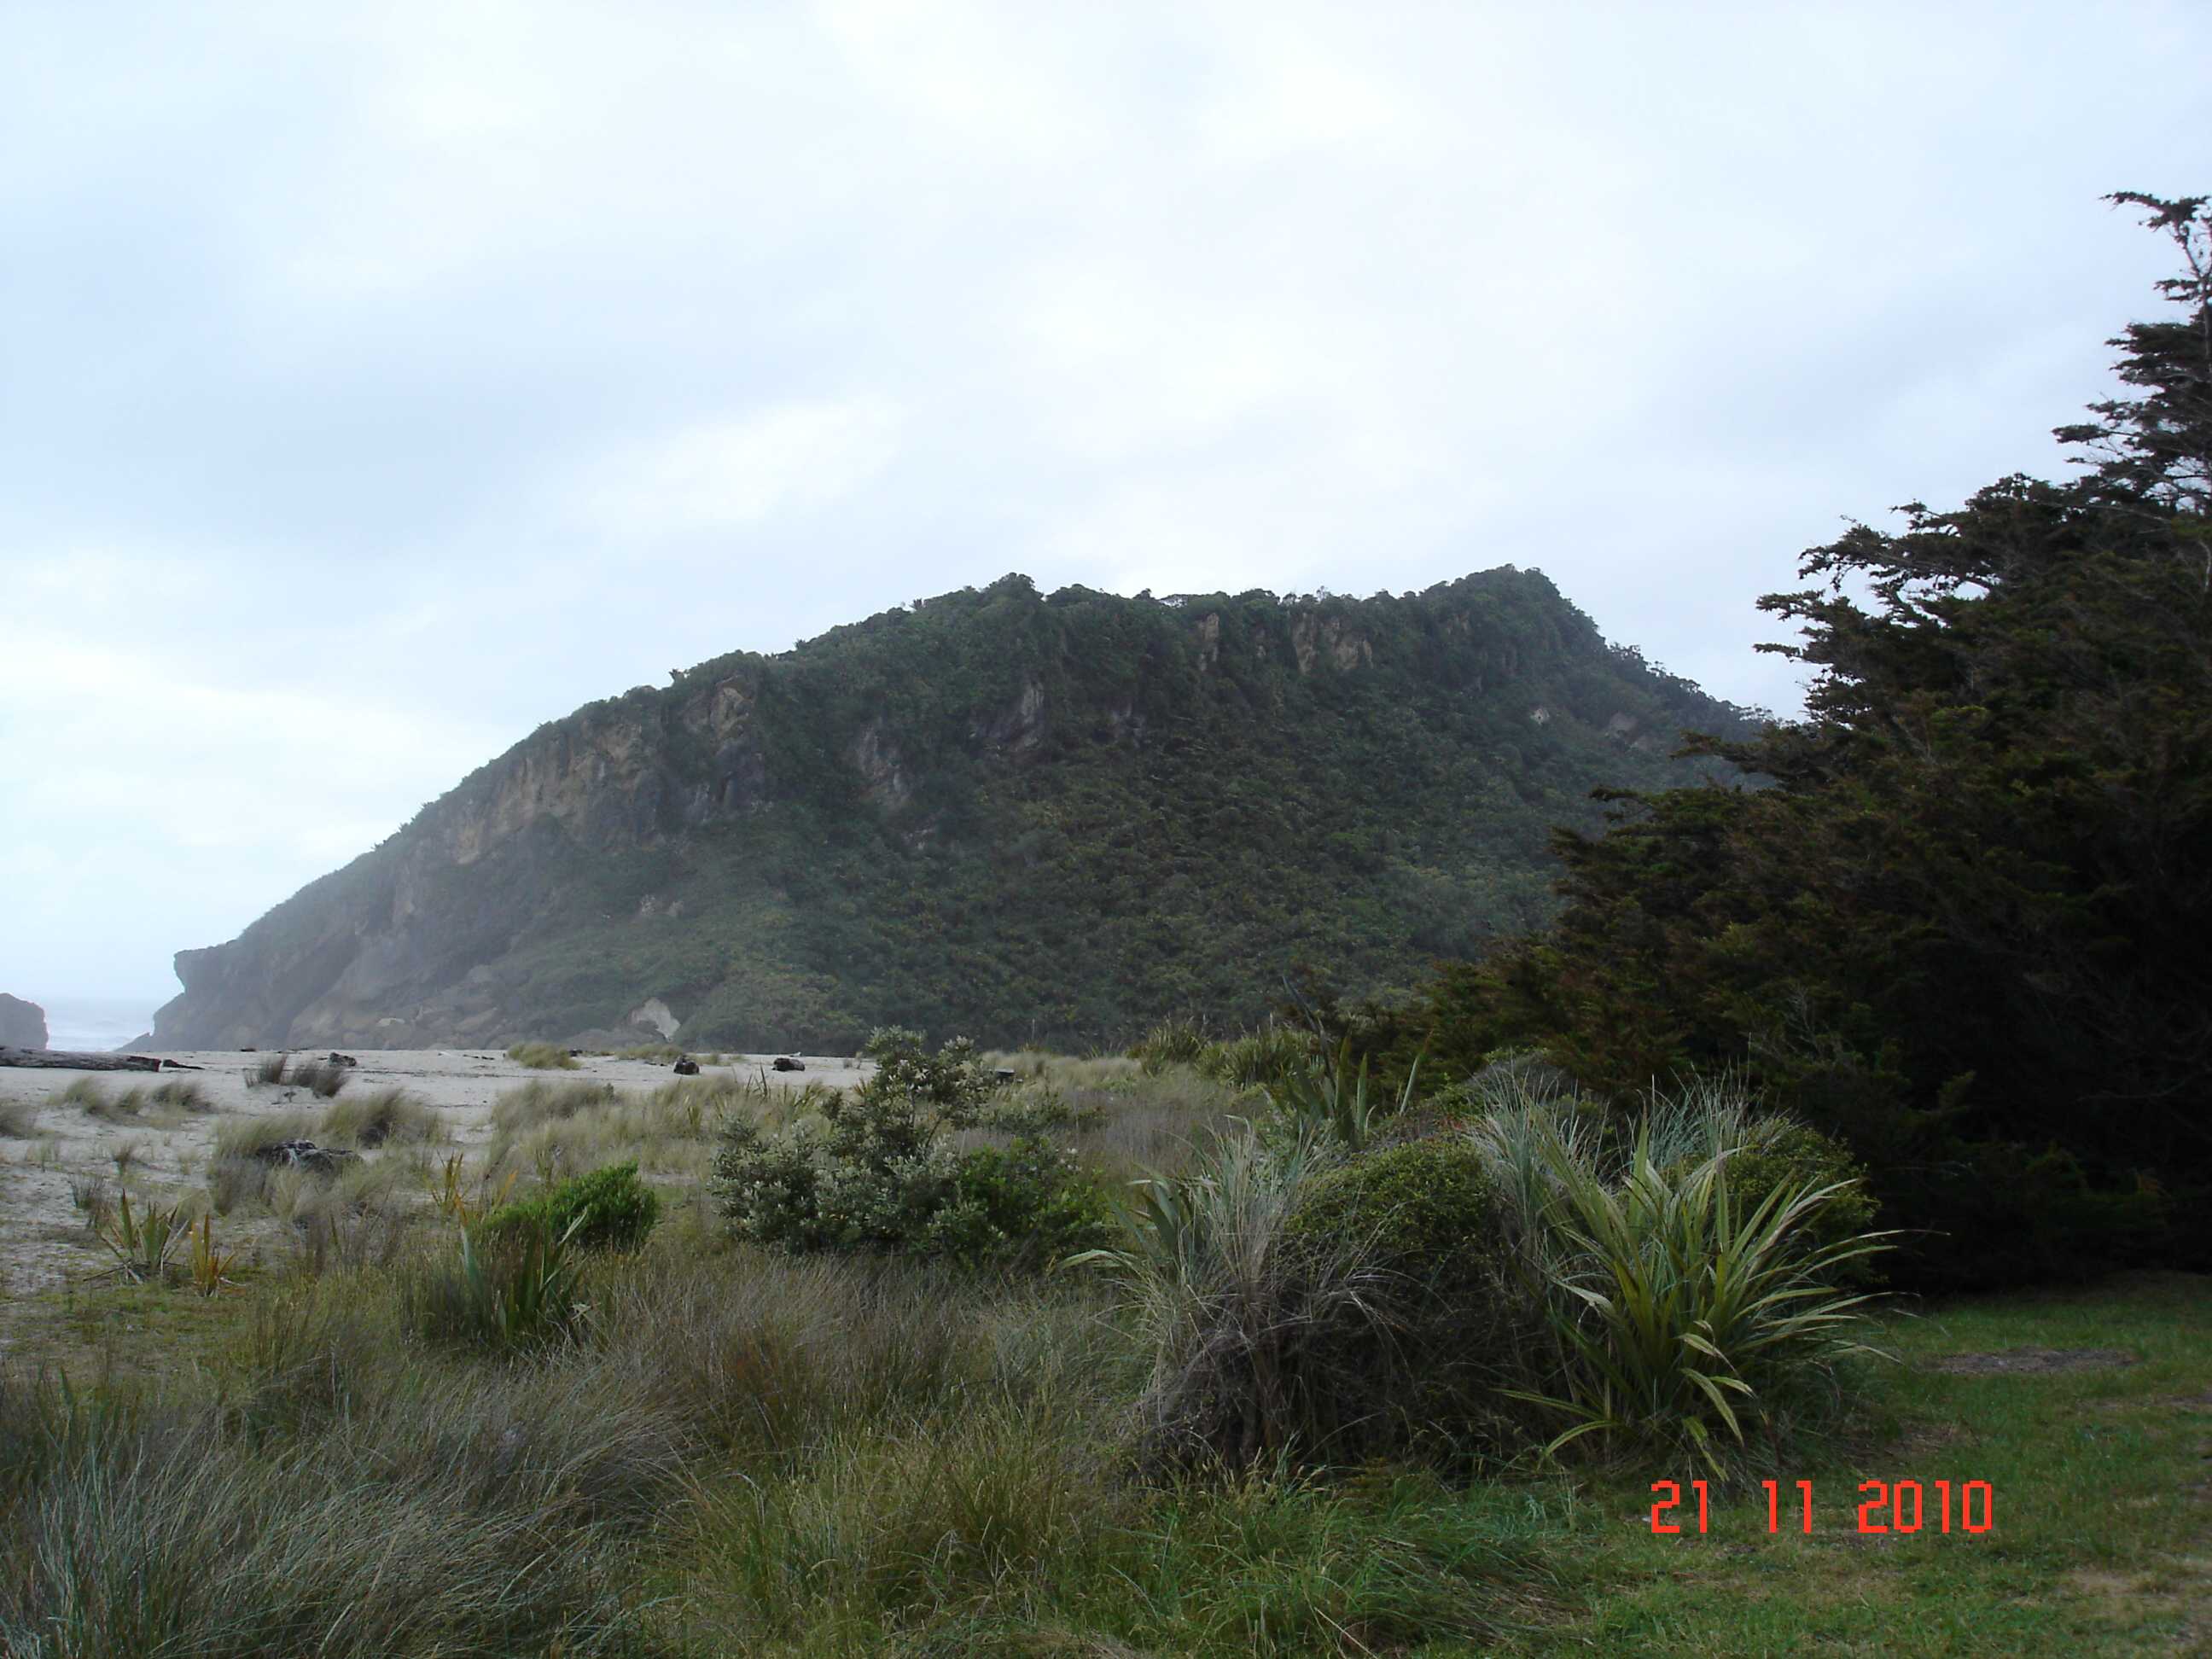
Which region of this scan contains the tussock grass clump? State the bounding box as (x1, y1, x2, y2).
(1074, 1126, 1388, 1468)
(58, 1076, 213, 1123)
(0, 1098, 38, 1138)
(207, 1154, 270, 1214)
(151, 1079, 212, 1112)
(490, 1078, 617, 1132)
(1129, 1012, 1211, 1074)
(213, 1110, 320, 1161)
(483, 1077, 737, 1184)
(1196, 1022, 1318, 1089)
(249, 1051, 290, 1086)
(683, 1392, 1113, 1627)
(614, 1043, 685, 1064)
(320, 1087, 444, 1149)
(56, 1077, 133, 1119)
(289, 1060, 351, 1098)
(507, 1041, 579, 1070)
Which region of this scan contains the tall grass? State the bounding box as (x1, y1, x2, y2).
(212, 1110, 320, 1160)
(289, 1059, 351, 1098)
(320, 1087, 445, 1148)
(0, 1098, 38, 1138)
(1074, 1125, 1387, 1466)
(0, 1341, 679, 1657)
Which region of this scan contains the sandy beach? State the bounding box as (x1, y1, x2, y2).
(0, 1048, 870, 1330)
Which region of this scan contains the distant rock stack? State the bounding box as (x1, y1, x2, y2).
(0, 994, 49, 1051)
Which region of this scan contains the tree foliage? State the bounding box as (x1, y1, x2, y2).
(1394, 194, 2212, 1290)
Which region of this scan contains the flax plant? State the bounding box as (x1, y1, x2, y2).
(1504, 1124, 1891, 1476)
(96, 1189, 187, 1284)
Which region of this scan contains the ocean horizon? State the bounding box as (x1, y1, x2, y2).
(34, 995, 165, 1053)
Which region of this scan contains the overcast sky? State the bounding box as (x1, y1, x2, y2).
(2, 1, 2205, 1008)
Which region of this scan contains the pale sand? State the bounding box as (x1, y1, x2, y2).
(0, 1048, 870, 1335)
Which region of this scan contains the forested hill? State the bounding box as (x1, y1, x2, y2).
(146, 570, 1758, 1053)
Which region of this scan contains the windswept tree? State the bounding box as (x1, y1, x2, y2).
(1411, 195, 2212, 1290)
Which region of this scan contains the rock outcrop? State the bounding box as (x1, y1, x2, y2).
(0, 995, 48, 1051)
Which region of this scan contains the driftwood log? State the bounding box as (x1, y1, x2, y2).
(0, 1045, 166, 1073)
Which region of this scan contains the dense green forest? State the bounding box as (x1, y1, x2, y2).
(148, 568, 1755, 1053)
(1339, 193, 2212, 1293)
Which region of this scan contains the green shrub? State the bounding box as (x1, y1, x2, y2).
(1282, 1138, 1505, 1279)
(483, 1161, 661, 1253)
(925, 1141, 1115, 1269)
(1278, 1138, 1529, 1458)
(1714, 1121, 1881, 1283)
(714, 1027, 1101, 1267)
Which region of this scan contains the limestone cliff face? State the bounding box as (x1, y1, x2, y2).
(145, 570, 1757, 1053)
(0, 994, 48, 1051)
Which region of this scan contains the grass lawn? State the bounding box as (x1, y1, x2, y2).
(1496, 1272, 2212, 1656)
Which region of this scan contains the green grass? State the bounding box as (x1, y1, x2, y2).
(1495, 1272, 2212, 1656)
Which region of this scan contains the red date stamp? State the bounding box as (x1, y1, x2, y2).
(1648, 1479, 1994, 1535)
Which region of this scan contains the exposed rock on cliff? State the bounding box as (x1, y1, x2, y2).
(145, 571, 1760, 1053)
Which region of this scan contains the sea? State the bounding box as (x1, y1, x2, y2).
(37, 995, 165, 1053)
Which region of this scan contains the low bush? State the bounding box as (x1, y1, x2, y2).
(714, 1028, 1101, 1268)
(1713, 1120, 1882, 1281)
(508, 1042, 579, 1070)
(1278, 1138, 1533, 1458)
(926, 1142, 1115, 1269)
(483, 1161, 662, 1254)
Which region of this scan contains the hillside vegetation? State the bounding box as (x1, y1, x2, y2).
(146, 569, 1753, 1053)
